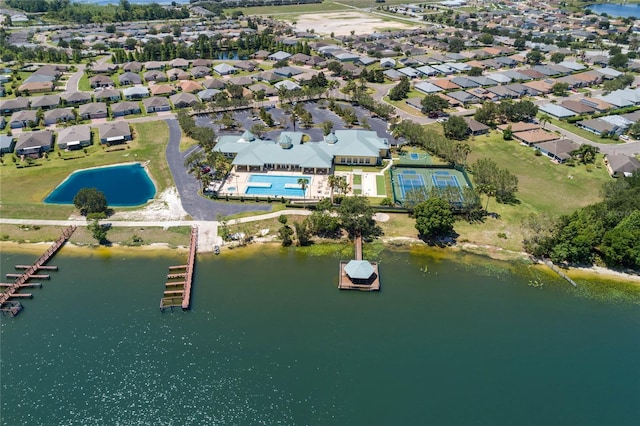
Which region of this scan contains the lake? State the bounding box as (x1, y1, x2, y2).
(590, 3, 640, 18)
(44, 163, 156, 207)
(1, 246, 639, 425)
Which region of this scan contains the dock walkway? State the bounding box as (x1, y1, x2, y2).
(0, 225, 76, 316)
(160, 226, 197, 311)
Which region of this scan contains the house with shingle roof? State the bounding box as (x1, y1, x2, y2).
(0, 97, 30, 115)
(79, 102, 108, 120)
(149, 84, 175, 97)
(15, 130, 54, 156)
(9, 109, 37, 128)
(98, 121, 132, 144)
(534, 138, 580, 163)
(122, 61, 143, 73)
(178, 80, 203, 94)
(61, 91, 92, 105)
(122, 86, 149, 100)
(90, 75, 114, 89)
(144, 61, 164, 71)
(142, 96, 172, 113)
(44, 107, 75, 125)
(268, 51, 292, 62)
(118, 72, 142, 86)
(57, 124, 91, 150)
(202, 78, 226, 89)
(539, 104, 576, 119)
(606, 154, 640, 177)
(0, 135, 15, 154)
(94, 89, 121, 103)
(169, 58, 189, 69)
(513, 129, 559, 146)
(170, 92, 199, 108)
(110, 101, 141, 117)
(30, 95, 61, 110)
(213, 63, 238, 76)
(144, 70, 168, 82)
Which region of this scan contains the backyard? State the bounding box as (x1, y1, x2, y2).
(0, 121, 171, 219)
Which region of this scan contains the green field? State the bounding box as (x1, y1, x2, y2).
(0, 121, 172, 219)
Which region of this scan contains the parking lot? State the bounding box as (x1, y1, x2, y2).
(194, 100, 396, 144)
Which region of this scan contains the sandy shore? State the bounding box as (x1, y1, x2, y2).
(2, 236, 638, 284)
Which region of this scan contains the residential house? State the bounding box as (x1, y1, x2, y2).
(267, 51, 292, 62)
(202, 78, 226, 89)
(512, 129, 559, 146)
(144, 70, 168, 82)
(167, 68, 191, 81)
(98, 121, 132, 144)
(122, 61, 143, 73)
(122, 86, 150, 100)
(538, 104, 576, 119)
(92, 63, 118, 74)
(192, 59, 213, 68)
(579, 98, 612, 113)
(451, 77, 480, 89)
(110, 101, 141, 117)
(57, 124, 92, 150)
(534, 138, 580, 163)
(144, 61, 164, 71)
(94, 89, 121, 103)
(0, 97, 30, 115)
(235, 61, 257, 72)
(170, 92, 199, 108)
(414, 82, 443, 94)
(142, 96, 172, 113)
(43, 108, 75, 126)
(118, 72, 142, 86)
(169, 58, 190, 69)
(273, 67, 304, 78)
(178, 80, 203, 94)
(560, 100, 596, 115)
(30, 95, 61, 110)
(577, 118, 617, 135)
(18, 81, 54, 94)
(9, 110, 38, 128)
(191, 66, 211, 79)
(89, 75, 114, 88)
(61, 91, 92, 106)
(79, 102, 108, 120)
(605, 154, 640, 177)
(0, 135, 15, 154)
(247, 83, 277, 97)
(274, 80, 301, 91)
(15, 130, 54, 156)
(149, 84, 176, 97)
(213, 63, 237, 76)
(447, 90, 481, 105)
(464, 117, 490, 135)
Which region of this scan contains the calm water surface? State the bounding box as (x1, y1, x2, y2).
(590, 3, 640, 18)
(44, 163, 155, 207)
(1, 247, 639, 425)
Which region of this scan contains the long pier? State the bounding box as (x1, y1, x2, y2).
(0, 225, 76, 316)
(160, 226, 197, 311)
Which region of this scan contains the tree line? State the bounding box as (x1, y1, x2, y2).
(523, 175, 640, 270)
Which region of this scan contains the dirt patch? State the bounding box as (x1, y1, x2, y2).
(112, 187, 188, 221)
(294, 11, 411, 36)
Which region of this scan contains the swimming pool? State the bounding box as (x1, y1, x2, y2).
(44, 163, 156, 207)
(245, 175, 311, 197)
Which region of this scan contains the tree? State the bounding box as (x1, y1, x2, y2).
(609, 52, 628, 69)
(420, 94, 449, 116)
(447, 37, 465, 53)
(600, 210, 640, 269)
(88, 219, 108, 244)
(298, 177, 309, 207)
(322, 120, 334, 136)
(442, 116, 470, 141)
(571, 144, 599, 165)
(474, 101, 500, 127)
(338, 196, 382, 240)
(413, 197, 455, 238)
(478, 33, 494, 45)
(327, 61, 343, 75)
(538, 113, 551, 129)
(294, 220, 312, 246)
(74, 188, 108, 216)
(627, 121, 640, 139)
(278, 224, 294, 247)
(526, 50, 544, 65)
(467, 66, 483, 77)
(550, 52, 566, 63)
(502, 125, 513, 140)
(552, 82, 569, 96)
(388, 77, 410, 101)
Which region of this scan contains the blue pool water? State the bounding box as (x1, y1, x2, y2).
(44, 163, 156, 207)
(245, 175, 311, 197)
(590, 4, 640, 18)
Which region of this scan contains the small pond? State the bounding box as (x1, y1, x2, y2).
(589, 3, 640, 18)
(44, 163, 156, 207)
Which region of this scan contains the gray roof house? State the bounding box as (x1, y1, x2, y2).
(202, 78, 226, 89)
(122, 86, 150, 100)
(79, 102, 108, 120)
(142, 96, 171, 113)
(169, 58, 189, 69)
(30, 94, 61, 110)
(267, 51, 292, 62)
(57, 124, 92, 150)
(61, 91, 92, 105)
(414, 82, 443, 94)
(89, 75, 114, 88)
(15, 130, 54, 156)
(98, 121, 132, 144)
(110, 101, 141, 117)
(0, 135, 15, 154)
(122, 61, 143, 73)
(144, 61, 164, 71)
(118, 72, 142, 86)
(447, 90, 481, 104)
(1, 97, 30, 115)
(144, 70, 168, 82)
(606, 154, 640, 177)
(191, 66, 211, 79)
(538, 104, 576, 119)
(197, 89, 221, 102)
(534, 139, 580, 163)
(44, 107, 75, 126)
(170, 92, 198, 108)
(94, 89, 121, 103)
(9, 109, 37, 128)
(213, 63, 237, 76)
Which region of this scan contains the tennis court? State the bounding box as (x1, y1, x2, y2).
(391, 167, 472, 206)
(398, 151, 432, 166)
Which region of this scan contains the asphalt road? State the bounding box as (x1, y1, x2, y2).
(164, 119, 271, 220)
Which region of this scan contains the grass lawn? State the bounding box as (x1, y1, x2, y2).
(353, 174, 362, 185)
(224, 2, 349, 17)
(0, 121, 172, 219)
(376, 174, 386, 196)
(77, 73, 91, 92)
(546, 117, 624, 145)
(180, 134, 199, 152)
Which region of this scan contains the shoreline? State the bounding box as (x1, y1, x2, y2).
(2, 236, 639, 284)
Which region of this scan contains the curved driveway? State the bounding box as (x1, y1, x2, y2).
(165, 119, 271, 220)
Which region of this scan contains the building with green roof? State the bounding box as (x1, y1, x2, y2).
(215, 130, 389, 175)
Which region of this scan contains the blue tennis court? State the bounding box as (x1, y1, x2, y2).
(410, 153, 420, 160)
(432, 174, 461, 189)
(396, 172, 427, 198)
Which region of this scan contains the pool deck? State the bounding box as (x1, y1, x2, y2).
(219, 169, 332, 199)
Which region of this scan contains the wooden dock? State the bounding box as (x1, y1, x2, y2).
(0, 225, 76, 317)
(338, 233, 381, 291)
(160, 226, 197, 311)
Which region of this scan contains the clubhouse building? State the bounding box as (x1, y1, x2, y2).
(215, 129, 390, 175)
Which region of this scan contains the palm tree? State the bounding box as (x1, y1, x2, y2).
(298, 178, 308, 207)
(539, 113, 551, 130)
